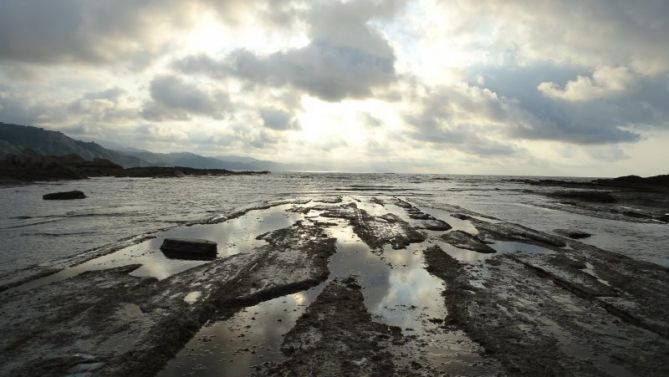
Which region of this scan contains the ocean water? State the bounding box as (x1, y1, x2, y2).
(0, 173, 667, 280)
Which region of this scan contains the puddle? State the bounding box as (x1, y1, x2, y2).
(158, 290, 319, 377)
(323, 220, 447, 331)
(159, 214, 449, 376)
(11, 204, 304, 292)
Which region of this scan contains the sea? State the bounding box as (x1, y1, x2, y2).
(1, 172, 668, 280)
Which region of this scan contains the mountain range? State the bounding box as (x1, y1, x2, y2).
(0, 122, 304, 172)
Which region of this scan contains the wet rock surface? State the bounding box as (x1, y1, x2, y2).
(424, 236, 669, 376)
(1, 195, 668, 377)
(418, 219, 452, 231)
(260, 278, 402, 377)
(509, 174, 669, 223)
(441, 230, 495, 253)
(320, 202, 426, 250)
(0, 207, 336, 377)
(471, 218, 566, 247)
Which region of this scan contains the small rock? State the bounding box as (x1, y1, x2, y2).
(160, 238, 217, 260)
(419, 219, 452, 231)
(409, 212, 434, 220)
(451, 213, 470, 220)
(554, 229, 592, 239)
(42, 190, 86, 200)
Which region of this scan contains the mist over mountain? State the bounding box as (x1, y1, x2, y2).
(0, 123, 293, 171)
(0, 123, 146, 167)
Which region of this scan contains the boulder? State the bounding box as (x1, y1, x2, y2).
(554, 229, 592, 239)
(160, 238, 217, 260)
(42, 190, 86, 200)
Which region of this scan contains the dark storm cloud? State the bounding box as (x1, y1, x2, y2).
(142, 75, 229, 121)
(176, 0, 404, 101)
(468, 64, 669, 144)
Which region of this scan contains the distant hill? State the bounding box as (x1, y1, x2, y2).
(0, 123, 147, 167)
(126, 151, 260, 171)
(122, 150, 316, 172)
(0, 122, 298, 171)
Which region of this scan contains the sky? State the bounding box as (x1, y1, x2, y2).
(0, 0, 668, 176)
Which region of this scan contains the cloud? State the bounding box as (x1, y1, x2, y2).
(0, 0, 290, 67)
(466, 63, 669, 144)
(436, 0, 669, 75)
(0, 85, 68, 125)
(176, 0, 403, 101)
(538, 66, 636, 101)
(66, 87, 139, 125)
(0, 0, 169, 65)
(2, 0, 669, 175)
(404, 84, 520, 156)
(259, 108, 298, 131)
(142, 75, 229, 121)
(81, 87, 125, 102)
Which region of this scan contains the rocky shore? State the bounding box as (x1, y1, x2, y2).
(508, 174, 669, 223)
(0, 153, 269, 182)
(1, 195, 667, 376)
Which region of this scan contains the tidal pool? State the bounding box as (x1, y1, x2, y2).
(11, 204, 303, 292)
(158, 213, 449, 376)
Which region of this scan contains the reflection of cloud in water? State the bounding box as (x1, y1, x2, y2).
(13, 204, 305, 292)
(325, 224, 446, 331)
(161, 213, 451, 376)
(159, 291, 312, 377)
(372, 247, 447, 329)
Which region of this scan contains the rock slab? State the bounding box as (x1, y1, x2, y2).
(160, 238, 217, 260)
(42, 190, 86, 200)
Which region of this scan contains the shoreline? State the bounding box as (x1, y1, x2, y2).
(0, 153, 270, 182)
